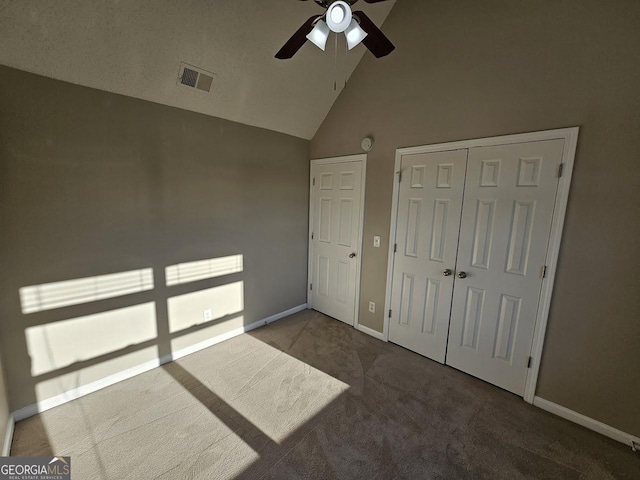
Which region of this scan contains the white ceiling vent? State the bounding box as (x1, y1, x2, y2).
(177, 62, 217, 93)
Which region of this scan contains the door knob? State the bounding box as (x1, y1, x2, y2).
(457, 271, 467, 279)
(349, 253, 357, 258)
(443, 269, 453, 277)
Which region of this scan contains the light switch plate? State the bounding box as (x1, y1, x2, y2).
(373, 236, 381, 248)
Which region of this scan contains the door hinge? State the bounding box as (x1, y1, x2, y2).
(309, 283, 313, 291)
(388, 309, 392, 318)
(558, 164, 564, 178)
(527, 356, 533, 368)
(397, 171, 402, 183)
(540, 265, 547, 278)
(311, 232, 314, 240)
(394, 243, 397, 253)
(312, 177, 316, 186)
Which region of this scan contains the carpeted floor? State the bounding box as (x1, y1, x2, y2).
(11, 310, 640, 479)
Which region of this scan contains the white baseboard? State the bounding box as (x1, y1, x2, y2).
(169, 303, 308, 360)
(12, 358, 169, 421)
(533, 396, 639, 451)
(12, 304, 307, 422)
(2, 414, 14, 456)
(355, 323, 387, 342)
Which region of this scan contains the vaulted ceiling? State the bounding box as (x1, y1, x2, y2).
(0, 0, 396, 139)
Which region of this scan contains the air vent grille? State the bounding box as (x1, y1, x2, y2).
(196, 73, 214, 92)
(180, 67, 199, 87)
(177, 62, 217, 93)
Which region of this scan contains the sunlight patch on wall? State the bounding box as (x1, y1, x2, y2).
(167, 281, 244, 334)
(26, 302, 157, 376)
(165, 255, 243, 286)
(35, 345, 160, 406)
(19, 268, 154, 314)
(170, 315, 247, 355)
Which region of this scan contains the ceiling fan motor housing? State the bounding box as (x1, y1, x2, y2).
(326, 1, 352, 33)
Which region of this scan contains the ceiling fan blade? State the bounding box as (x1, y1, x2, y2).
(353, 11, 395, 58)
(275, 16, 321, 59)
(363, 0, 389, 3)
(297, 0, 330, 7)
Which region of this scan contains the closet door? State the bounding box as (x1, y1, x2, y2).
(388, 149, 467, 362)
(446, 139, 564, 395)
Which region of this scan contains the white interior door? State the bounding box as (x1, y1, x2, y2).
(310, 159, 364, 325)
(389, 149, 468, 362)
(446, 139, 564, 395)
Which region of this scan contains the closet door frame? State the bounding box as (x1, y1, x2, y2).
(383, 127, 579, 404)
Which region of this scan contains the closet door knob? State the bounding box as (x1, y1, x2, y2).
(457, 271, 467, 279)
(443, 269, 453, 277)
(349, 253, 357, 258)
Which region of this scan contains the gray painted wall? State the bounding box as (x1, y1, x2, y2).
(311, 0, 640, 436)
(0, 352, 9, 454)
(0, 65, 310, 411)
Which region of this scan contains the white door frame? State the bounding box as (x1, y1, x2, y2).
(308, 154, 367, 327)
(383, 127, 579, 403)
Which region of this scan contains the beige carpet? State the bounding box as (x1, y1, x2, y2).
(11, 310, 640, 479)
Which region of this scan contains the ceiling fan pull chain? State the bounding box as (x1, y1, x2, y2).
(334, 33, 338, 91)
(344, 36, 348, 89)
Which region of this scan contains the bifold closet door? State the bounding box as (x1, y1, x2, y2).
(445, 139, 564, 395)
(388, 149, 467, 362)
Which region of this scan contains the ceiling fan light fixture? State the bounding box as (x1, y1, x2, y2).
(345, 18, 368, 50)
(306, 19, 331, 51)
(326, 1, 352, 33)
(275, 2, 395, 60)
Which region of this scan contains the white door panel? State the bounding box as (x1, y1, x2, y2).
(446, 139, 564, 395)
(389, 150, 468, 362)
(311, 161, 363, 325)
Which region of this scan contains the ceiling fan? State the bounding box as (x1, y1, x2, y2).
(275, 0, 395, 60)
